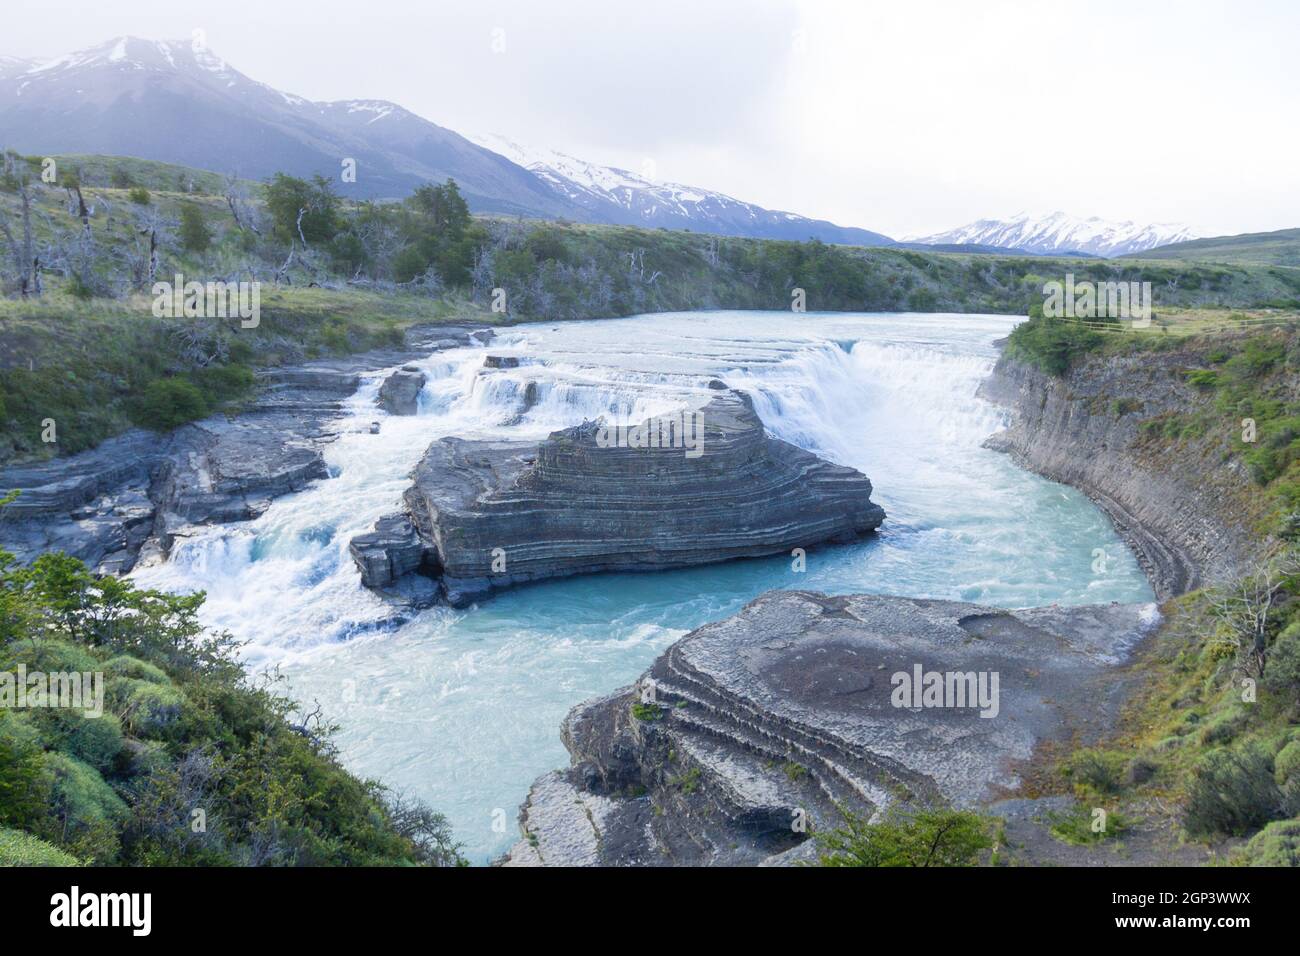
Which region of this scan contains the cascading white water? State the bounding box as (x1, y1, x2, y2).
(132, 311, 1152, 862)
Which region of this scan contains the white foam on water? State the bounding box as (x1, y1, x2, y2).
(131, 311, 1153, 862)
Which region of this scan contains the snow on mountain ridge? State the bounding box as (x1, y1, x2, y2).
(2, 36, 893, 243)
(466, 131, 893, 245)
(909, 211, 1197, 257)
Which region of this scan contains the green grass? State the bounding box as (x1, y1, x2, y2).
(1122, 228, 1300, 269)
(0, 286, 494, 464)
(630, 701, 664, 722)
(1047, 805, 1132, 846)
(1030, 581, 1300, 862)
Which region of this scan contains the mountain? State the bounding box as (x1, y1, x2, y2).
(0, 37, 576, 216)
(1120, 227, 1300, 268)
(468, 132, 894, 246)
(889, 241, 1099, 258)
(908, 211, 1197, 258)
(0, 55, 32, 77)
(0, 37, 895, 245)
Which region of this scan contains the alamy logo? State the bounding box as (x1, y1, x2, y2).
(596, 410, 705, 459)
(0, 665, 103, 718)
(152, 274, 261, 328)
(890, 665, 1000, 718)
(50, 886, 151, 936)
(1042, 273, 1151, 327)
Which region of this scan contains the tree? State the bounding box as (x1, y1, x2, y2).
(134, 378, 209, 432)
(265, 173, 339, 246)
(178, 202, 212, 252)
(407, 180, 470, 236)
(1210, 550, 1300, 677)
(129, 204, 174, 290)
(0, 155, 40, 297)
(817, 806, 994, 867)
(223, 172, 261, 236)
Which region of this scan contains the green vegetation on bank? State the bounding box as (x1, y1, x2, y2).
(0, 520, 465, 866)
(816, 806, 996, 867)
(1033, 573, 1300, 865)
(4, 149, 1300, 466)
(0, 286, 478, 460)
(1009, 319, 1300, 538)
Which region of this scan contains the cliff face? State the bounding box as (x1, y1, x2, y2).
(979, 346, 1268, 599)
(502, 591, 1159, 867)
(353, 388, 887, 606)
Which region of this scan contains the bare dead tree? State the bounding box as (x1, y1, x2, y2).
(702, 235, 721, 268)
(133, 204, 174, 290)
(0, 177, 40, 296)
(470, 245, 495, 301)
(627, 248, 661, 285)
(62, 171, 91, 228)
(275, 243, 296, 286)
(1210, 550, 1300, 677)
(223, 172, 261, 235)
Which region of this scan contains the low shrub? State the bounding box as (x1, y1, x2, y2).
(1063, 748, 1126, 795)
(817, 807, 994, 867)
(1236, 818, 1300, 866)
(1183, 743, 1284, 837)
(0, 827, 82, 866)
(133, 377, 209, 431)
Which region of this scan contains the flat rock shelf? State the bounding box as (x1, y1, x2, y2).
(503, 590, 1158, 866)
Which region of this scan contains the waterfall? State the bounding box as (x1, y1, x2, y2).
(130, 310, 1153, 863)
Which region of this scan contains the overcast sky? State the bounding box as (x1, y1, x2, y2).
(7, 0, 1299, 238)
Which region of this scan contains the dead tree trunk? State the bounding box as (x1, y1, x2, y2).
(0, 181, 40, 297)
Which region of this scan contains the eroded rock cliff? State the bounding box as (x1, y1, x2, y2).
(979, 345, 1268, 599)
(503, 590, 1159, 866)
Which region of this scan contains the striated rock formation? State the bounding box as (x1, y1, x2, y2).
(352, 388, 886, 606)
(979, 345, 1267, 599)
(503, 590, 1159, 866)
(0, 324, 493, 573)
(349, 514, 429, 589)
(377, 366, 427, 415)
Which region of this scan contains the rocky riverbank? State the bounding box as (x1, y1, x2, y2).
(978, 345, 1268, 599)
(504, 336, 1267, 867)
(0, 325, 491, 572)
(349, 386, 886, 606)
(503, 591, 1160, 866)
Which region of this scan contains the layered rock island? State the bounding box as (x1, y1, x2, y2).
(349, 386, 887, 605)
(503, 591, 1159, 866)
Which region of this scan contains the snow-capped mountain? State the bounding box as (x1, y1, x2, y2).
(470, 132, 893, 245)
(0, 36, 895, 244)
(908, 212, 1197, 257)
(0, 37, 575, 215)
(0, 55, 32, 78)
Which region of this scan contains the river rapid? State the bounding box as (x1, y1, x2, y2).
(132, 310, 1153, 862)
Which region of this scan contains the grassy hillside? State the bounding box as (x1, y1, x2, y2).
(0, 537, 464, 866)
(1029, 579, 1300, 866)
(1125, 227, 1300, 268)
